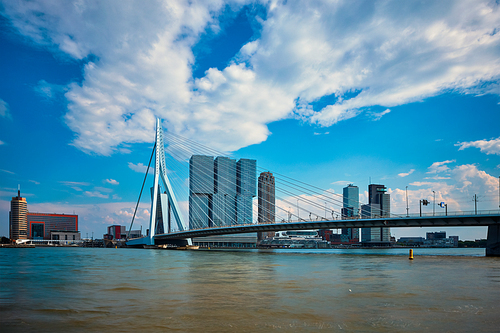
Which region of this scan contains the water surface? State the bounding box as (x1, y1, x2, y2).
(1, 247, 499, 332)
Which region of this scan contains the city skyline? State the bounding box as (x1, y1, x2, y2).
(1, 1, 500, 240)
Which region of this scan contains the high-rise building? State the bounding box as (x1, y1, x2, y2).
(237, 159, 257, 224)
(341, 184, 359, 241)
(9, 189, 28, 240)
(362, 184, 391, 243)
(258, 172, 275, 241)
(189, 155, 256, 229)
(189, 155, 215, 229)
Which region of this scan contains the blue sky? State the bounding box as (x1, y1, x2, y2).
(1, 0, 499, 240)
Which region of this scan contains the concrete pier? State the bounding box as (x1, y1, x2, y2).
(486, 225, 500, 257)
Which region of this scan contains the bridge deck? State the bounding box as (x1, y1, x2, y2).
(154, 214, 500, 240)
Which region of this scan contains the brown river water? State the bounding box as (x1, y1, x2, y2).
(1, 247, 499, 332)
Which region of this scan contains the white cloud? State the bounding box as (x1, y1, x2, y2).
(0, 140, 4, 145)
(83, 191, 109, 199)
(60, 181, 91, 187)
(427, 160, 455, 174)
(2, 1, 500, 154)
(128, 162, 153, 174)
(424, 175, 451, 180)
(29, 180, 40, 185)
(0, 99, 11, 119)
(369, 109, 391, 121)
(0, 169, 14, 174)
(105, 179, 119, 185)
(456, 137, 500, 155)
(398, 169, 415, 177)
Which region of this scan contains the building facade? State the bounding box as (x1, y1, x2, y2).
(361, 184, 391, 244)
(257, 172, 275, 241)
(189, 155, 256, 229)
(341, 184, 359, 241)
(9, 190, 28, 240)
(27, 213, 78, 240)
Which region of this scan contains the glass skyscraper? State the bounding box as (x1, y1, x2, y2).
(189, 155, 256, 229)
(341, 184, 359, 240)
(361, 184, 391, 243)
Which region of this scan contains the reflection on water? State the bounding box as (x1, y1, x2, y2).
(1, 248, 499, 332)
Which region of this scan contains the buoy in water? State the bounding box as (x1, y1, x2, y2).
(409, 249, 414, 260)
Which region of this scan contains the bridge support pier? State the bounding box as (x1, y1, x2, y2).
(486, 225, 500, 257)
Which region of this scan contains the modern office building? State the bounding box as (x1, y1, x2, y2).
(9, 189, 28, 240)
(237, 159, 257, 224)
(189, 155, 215, 229)
(27, 213, 78, 240)
(361, 184, 391, 244)
(258, 172, 275, 241)
(341, 184, 359, 241)
(189, 155, 256, 229)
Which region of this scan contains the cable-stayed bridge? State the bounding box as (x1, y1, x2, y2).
(126, 119, 500, 256)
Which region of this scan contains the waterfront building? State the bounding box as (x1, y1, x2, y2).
(27, 213, 78, 240)
(104, 225, 142, 240)
(189, 155, 256, 229)
(426, 231, 446, 240)
(341, 184, 359, 241)
(360, 184, 391, 244)
(258, 172, 275, 241)
(50, 231, 81, 241)
(9, 189, 28, 240)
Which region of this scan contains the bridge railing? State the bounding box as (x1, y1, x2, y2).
(180, 209, 500, 233)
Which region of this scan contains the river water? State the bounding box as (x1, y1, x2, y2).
(1, 247, 499, 332)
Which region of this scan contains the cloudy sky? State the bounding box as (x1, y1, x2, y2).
(1, 0, 499, 240)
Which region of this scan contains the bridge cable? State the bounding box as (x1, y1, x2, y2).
(127, 142, 156, 239)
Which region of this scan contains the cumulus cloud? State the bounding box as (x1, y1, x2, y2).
(105, 179, 119, 185)
(128, 162, 153, 174)
(456, 137, 500, 155)
(398, 169, 415, 177)
(427, 160, 455, 174)
(2, 0, 500, 155)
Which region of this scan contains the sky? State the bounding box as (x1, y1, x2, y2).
(1, 0, 500, 241)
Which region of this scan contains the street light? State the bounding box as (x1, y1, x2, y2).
(439, 201, 447, 216)
(406, 186, 409, 217)
(432, 191, 436, 216)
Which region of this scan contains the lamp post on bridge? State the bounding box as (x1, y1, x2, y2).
(439, 202, 447, 216)
(406, 186, 409, 217)
(432, 191, 436, 216)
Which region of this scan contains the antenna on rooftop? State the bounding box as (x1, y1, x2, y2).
(18, 184, 20, 197)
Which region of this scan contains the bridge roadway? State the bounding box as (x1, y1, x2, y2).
(153, 213, 500, 256)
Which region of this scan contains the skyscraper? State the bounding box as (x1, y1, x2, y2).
(189, 155, 256, 229)
(189, 155, 214, 229)
(237, 159, 257, 224)
(258, 172, 275, 241)
(362, 184, 391, 243)
(9, 189, 28, 240)
(341, 184, 359, 241)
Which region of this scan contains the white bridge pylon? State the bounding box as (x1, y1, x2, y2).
(148, 118, 191, 246)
